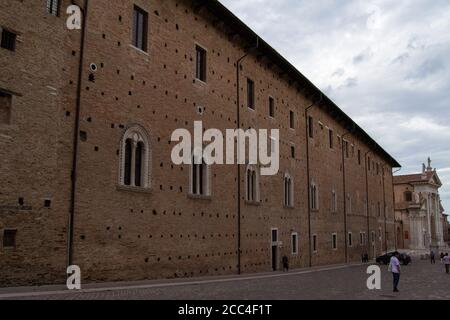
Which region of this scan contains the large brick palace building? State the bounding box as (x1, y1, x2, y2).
(0, 0, 400, 286)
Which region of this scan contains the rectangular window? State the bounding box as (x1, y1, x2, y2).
(272, 229, 278, 243)
(291, 145, 295, 159)
(46, 0, 60, 16)
(332, 234, 337, 250)
(313, 235, 317, 252)
(308, 116, 314, 138)
(291, 233, 298, 255)
(329, 129, 334, 149)
(404, 231, 409, 240)
(290, 111, 295, 129)
(132, 6, 148, 52)
(358, 150, 361, 165)
(247, 79, 255, 109)
(1, 28, 17, 51)
(195, 45, 207, 82)
(0, 91, 12, 124)
(269, 97, 275, 118)
(360, 232, 366, 246)
(378, 202, 381, 217)
(348, 233, 353, 247)
(3, 229, 17, 248)
(368, 157, 371, 171)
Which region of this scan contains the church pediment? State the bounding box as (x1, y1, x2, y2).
(430, 171, 442, 187)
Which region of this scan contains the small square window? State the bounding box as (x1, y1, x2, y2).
(44, 199, 52, 208)
(3, 229, 17, 248)
(1, 28, 17, 51)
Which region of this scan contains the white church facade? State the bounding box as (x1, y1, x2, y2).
(394, 159, 447, 252)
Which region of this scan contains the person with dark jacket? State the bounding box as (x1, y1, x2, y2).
(282, 256, 289, 272)
(430, 251, 436, 264)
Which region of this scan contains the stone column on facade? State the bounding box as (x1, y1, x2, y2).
(419, 215, 425, 249)
(436, 194, 443, 246)
(410, 215, 417, 249)
(426, 193, 432, 248)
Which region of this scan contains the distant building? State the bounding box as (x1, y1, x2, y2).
(443, 212, 449, 245)
(394, 159, 447, 251)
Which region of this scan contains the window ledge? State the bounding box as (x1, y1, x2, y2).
(116, 185, 152, 194)
(129, 44, 150, 56)
(284, 205, 295, 210)
(194, 78, 207, 86)
(245, 200, 261, 206)
(311, 208, 319, 212)
(188, 193, 212, 201)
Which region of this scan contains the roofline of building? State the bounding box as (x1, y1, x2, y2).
(198, 0, 401, 168)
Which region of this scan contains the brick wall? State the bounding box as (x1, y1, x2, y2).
(0, 0, 398, 286)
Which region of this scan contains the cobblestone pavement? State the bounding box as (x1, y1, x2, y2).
(1, 259, 449, 300)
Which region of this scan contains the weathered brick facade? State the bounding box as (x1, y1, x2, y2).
(0, 0, 399, 287)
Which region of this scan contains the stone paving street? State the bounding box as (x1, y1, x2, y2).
(0, 259, 449, 300)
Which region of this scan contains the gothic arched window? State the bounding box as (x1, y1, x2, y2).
(284, 173, 294, 208)
(246, 165, 260, 203)
(119, 125, 151, 189)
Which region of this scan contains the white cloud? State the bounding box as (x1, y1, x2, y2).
(221, 0, 450, 213)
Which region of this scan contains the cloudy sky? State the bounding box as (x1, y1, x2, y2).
(221, 0, 450, 214)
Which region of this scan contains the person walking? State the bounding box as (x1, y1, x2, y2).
(443, 253, 450, 274)
(430, 251, 436, 264)
(389, 252, 401, 292)
(282, 255, 289, 272)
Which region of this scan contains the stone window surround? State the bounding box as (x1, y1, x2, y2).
(118, 124, 151, 191)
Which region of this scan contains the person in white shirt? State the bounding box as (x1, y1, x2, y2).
(443, 253, 450, 274)
(389, 252, 401, 292)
